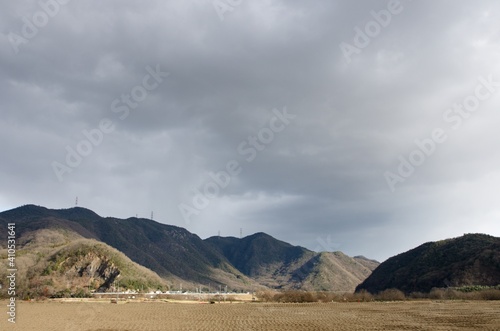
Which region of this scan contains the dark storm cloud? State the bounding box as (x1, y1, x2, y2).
(1, 0, 500, 261)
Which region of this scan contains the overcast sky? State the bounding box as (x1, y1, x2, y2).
(1, 0, 500, 261)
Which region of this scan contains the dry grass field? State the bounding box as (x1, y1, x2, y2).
(1, 300, 499, 330)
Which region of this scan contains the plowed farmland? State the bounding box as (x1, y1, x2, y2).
(2, 300, 499, 330)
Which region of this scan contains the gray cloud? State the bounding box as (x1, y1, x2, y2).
(1, 0, 500, 261)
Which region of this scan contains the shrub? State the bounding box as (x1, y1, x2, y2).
(476, 289, 500, 300)
(274, 291, 316, 303)
(255, 290, 276, 302)
(375, 289, 406, 301)
(72, 288, 91, 298)
(316, 292, 342, 302)
(409, 292, 428, 299)
(354, 289, 374, 302)
(52, 289, 72, 298)
(429, 288, 445, 300)
(257, 287, 500, 303)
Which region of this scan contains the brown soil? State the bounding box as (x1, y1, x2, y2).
(1, 300, 499, 330)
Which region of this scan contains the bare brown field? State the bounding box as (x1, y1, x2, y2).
(1, 300, 500, 330)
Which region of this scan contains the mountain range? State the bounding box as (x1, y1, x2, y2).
(206, 233, 378, 291)
(0, 205, 378, 296)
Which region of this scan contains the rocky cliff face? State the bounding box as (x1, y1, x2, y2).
(0, 227, 169, 298)
(55, 251, 121, 292)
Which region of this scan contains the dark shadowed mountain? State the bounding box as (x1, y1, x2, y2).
(205, 232, 313, 277)
(206, 232, 379, 291)
(0, 204, 255, 290)
(356, 234, 500, 294)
